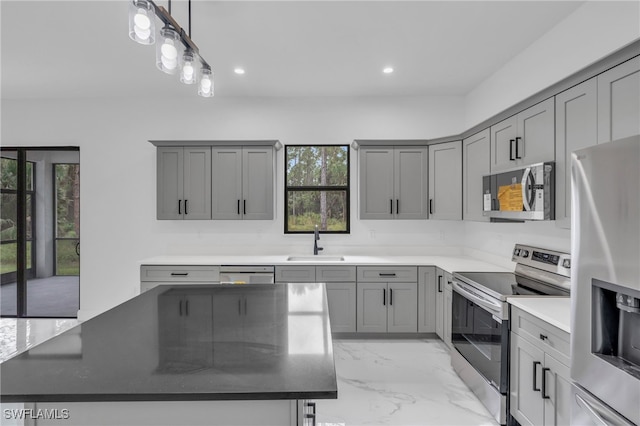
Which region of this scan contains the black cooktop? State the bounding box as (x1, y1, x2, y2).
(453, 271, 569, 301)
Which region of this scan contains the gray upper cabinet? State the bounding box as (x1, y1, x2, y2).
(428, 141, 462, 220)
(157, 147, 212, 220)
(555, 78, 597, 229)
(491, 98, 555, 172)
(212, 146, 273, 220)
(462, 128, 491, 221)
(359, 146, 427, 220)
(597, 57, 640, 143)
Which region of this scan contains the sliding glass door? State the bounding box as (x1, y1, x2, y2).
(0, 148, 79, 318)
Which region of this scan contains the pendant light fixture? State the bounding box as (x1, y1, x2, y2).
(128, 0, 213, 97)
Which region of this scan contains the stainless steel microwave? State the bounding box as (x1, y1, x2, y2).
(482, 162, 555, 221)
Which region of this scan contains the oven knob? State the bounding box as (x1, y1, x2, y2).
(514, 249, 521, 256)
(562, 259, 571, 269)
(521, 250, 529, 258)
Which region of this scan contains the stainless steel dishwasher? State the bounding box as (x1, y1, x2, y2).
(218, 266, 275, 284)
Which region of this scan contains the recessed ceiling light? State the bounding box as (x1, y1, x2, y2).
(383, 67, 394, 74)
(234, 68, 245, 75)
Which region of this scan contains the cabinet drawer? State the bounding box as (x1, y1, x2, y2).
(316, 266, 356, 282)
(140, 265, 220, 282)
(511, 306, 570, 365)
(357, 266, 418, 282)
(275, 266, 316, 282)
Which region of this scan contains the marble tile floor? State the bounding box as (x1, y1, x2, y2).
(0, 321, 497, 426)
(317, 339, 498, 426)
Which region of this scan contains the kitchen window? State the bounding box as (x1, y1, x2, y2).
(285, 145, 350, 234)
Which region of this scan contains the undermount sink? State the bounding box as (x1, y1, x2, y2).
(286, 256, 345, 262)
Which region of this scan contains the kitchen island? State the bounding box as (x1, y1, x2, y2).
(0, 283, 336, 425)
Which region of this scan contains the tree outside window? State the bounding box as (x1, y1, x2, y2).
(285, 145, 350, 233)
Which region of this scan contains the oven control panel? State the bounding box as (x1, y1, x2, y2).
(512, 244, 571, 278)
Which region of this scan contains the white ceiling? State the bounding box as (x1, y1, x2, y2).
(1, 1, 585, 100)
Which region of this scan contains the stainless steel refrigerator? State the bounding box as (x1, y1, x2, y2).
(570, 135, 640, 425)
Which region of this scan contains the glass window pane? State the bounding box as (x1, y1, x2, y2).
(286, 146, 348, 187)
(1, 193, 17, 242)
(1, 158, 17, 190)
(26, 162, 34, 191)
(55, 164, 80, 238)
(287, 190, 347, 232)
(56, 239, 79, 276)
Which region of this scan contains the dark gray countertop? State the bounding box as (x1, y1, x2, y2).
(0, 283, 337, 402)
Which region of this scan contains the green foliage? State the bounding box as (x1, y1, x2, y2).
(288, 213, 347, 232)
(0, 242, 32, 274)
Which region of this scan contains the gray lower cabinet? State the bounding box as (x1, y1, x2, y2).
(428, 141, 462, 220)
(275, 266, 316, 283)
(417, 266, 436, 333)
(597, 56, 640, 144)
(157, 147, 212, 220)
(356, 281, 418, 333)
(462, 128, 491, 222)
(443, 273, 453, 350)
(140, 265, 221, 292)
(434, 268, 445, 340)
(325, 282, 356, 333)
(510, 306, 571, 426)
(554, 77, 598, 229)
(490, 98, 555, 172)
(359, 146, 427, 220)
(211, 146, 273, 220)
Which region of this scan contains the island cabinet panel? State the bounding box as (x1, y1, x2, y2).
(418, 266, 437, 333)
(157, 147, 212, 220)
(158, 292, 214, 369)
(598, 56, 640, 144)
(462, 128, 491, 222)
(554, 77, 598, 229)
(325, 282, 356, 333)
(491, 98, 555, 173)
(428, 140, 462, 220)
(275, 266, 316, 283)
(510, 306, 571, 426)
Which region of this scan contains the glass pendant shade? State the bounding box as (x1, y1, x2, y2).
(128, 0, 155, 45)
(180, 49, 199, 85)
(198, 67, 214, 97)
(156, 27, 183, 75)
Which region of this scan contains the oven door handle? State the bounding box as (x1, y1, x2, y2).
(452, 281, 503, 318)
(574, 394, 609, 426)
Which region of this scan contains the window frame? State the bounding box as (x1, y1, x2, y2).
(284, 144, 350, 234)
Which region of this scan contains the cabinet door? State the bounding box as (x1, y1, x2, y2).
(543, 353, 571, 426)
(243, 147, 274, 220)
(490, 115, 517, 172)
(443, 277, 452, 349)
(157, 147, 184, 220)
(417, 266, 436, 333)
(435, 269, 444, 340)
(359, 148, 394, 219)
(212, 147, 243, 219)
(510, 332, 545, 426)
(325, 282, 356, 333)
(462, 129, 491, 221)
(183, 147, 212, 220)
(387, 282, 417, 333)
(555, 78, 597, 228)
(394, 147, 427, 219)
(356, 282, 387, 332)
(516, 98, 555, 166)
(183, 294, 214, 365)
(598, 57, 640, 143)
(428, 141, 462, 220)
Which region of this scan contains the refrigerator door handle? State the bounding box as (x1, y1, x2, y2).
(575, 394, 610, 426)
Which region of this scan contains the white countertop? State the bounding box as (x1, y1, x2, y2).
(139, 254, 511, 274)
(507, 297, 571, 333)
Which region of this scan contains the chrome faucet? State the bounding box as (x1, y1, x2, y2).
(314, 225, 323, 255)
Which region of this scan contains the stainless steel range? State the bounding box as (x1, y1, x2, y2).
(451, 244, 571, 425)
